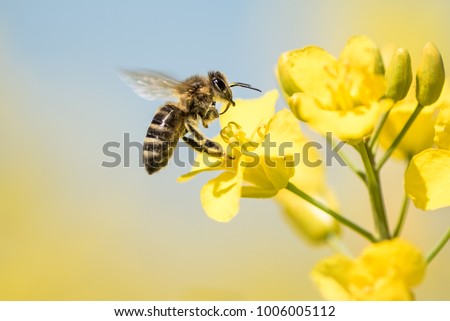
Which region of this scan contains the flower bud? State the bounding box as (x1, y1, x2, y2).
(277, 50, 304, 96)
(416, 42, 445, 106)
(385, 48, 412, 101)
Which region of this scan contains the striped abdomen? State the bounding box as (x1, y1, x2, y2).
(143, 103, 185, 175)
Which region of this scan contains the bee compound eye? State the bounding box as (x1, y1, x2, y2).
(213, 78, 227, 92)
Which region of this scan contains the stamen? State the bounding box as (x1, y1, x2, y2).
(220, 122, 244, 144)
(257, 124, 268, 140)
(323, 63, 356, 111)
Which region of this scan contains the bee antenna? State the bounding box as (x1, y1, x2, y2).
(229, 82, 262, 92)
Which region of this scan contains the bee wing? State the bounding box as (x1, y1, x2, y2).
(119, 70, 189, 101)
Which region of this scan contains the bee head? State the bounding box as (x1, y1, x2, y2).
(209, 71, 262, 115)
(209, 71, 235, 107)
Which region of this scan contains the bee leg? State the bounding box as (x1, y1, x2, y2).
(184, 119, 234, 159)
(201, 104, 219, 128)
(184, 119, 208, 142)
(182, 136, 224, 158)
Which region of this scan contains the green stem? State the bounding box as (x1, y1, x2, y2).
(393, 193, 409, 237)
(357, 142, 391, 240)
(326, 135, 365, 182)
(286, 182, 376, 242)
(377, 103, 424, 170)
(369, 108, 392, 152)
(426, 228, 450, 264)
(326, 233, 353, 257)
(342, 155, 366, 182)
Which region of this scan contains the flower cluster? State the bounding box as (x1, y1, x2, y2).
(278, 36, 390, 143)
(311, 239, 426, 300)
(177, 35, 449, 300)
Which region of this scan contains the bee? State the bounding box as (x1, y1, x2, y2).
(120, 70, 261, 174)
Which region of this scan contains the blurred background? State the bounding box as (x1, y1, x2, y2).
(1, 0, 449, 300)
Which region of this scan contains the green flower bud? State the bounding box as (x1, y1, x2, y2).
(416, 42, 445, 106)
(385, 48, 412, 101)
(373, 47, 386, 76)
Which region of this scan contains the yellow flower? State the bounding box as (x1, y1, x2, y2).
(405, 149, 450, 210)
(179, 90, 308, 222)
(311, 238, 426, 300)
(434, 88, 450, 150)
(278, 35, 390, 143)
(378, 100, 437, 159)
(404, 90, 450, 210)
(379, 76, 450, 161)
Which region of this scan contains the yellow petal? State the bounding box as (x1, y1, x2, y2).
(238, 155, 275, 190)
(200, 170, 243, 222)
(219, 90, 277, 141)
(351, 274, 413, 301)
(290, 93, 391, 142)
(434, 88, 450, 150)
(265, 109, 306, 152)
(237, 109, 300, 197)
(379, 101, 436, 159)
(241, 185, 278, 198)
(177, 134, 233, 183)
(339, 35, 385, 75)
(278, 46, 337, 99)
(287, 92, 317, 122)
(290, 147, 325, 193)
(360, 239, 426, 287)
(177, 164, 225, 183)
(346, 259, 412, 300)
(312, 239, 424, 301)
(405, 149, 450, 210)
(243, 156, 294, 192)
(311, 254, 354, 300)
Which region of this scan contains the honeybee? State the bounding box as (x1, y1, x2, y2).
(120, 70, 261, 174)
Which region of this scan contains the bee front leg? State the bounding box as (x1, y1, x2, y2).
(201, 102, 219, 128)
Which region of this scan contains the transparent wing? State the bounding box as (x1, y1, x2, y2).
(119, 70, 186, 101)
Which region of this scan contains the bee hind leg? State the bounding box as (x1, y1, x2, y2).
(183, 119, 234, 159)
(182, 136, 224, 158)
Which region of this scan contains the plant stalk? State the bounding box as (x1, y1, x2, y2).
(286, 182, 376, 242)
(357, 141, 391, 240)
